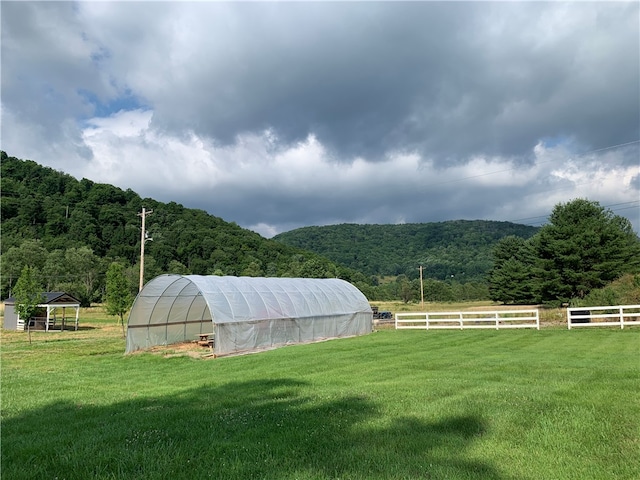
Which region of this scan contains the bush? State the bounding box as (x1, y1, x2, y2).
(571, 274, 639, 307)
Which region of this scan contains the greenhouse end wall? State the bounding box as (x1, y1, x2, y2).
(125, 275, 373, 356)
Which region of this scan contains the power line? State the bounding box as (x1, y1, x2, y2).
(602, 200, 640, 208)
(611, 205, 640, 213)
(585, 139, 640, 154)
(511, 200, 640, 226)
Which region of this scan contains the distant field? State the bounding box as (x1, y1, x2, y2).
(1, 307, 638, 479)
(370, 300, 567, 326)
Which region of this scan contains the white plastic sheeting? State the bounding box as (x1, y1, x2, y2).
(125, 275, 373, 356)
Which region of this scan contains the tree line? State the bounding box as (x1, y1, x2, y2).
(0, 153, 504, 305)
(0, 152, 369, 304)
(3, 152, 638, 307)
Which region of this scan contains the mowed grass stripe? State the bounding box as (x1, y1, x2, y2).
(2, 325, 639, 479)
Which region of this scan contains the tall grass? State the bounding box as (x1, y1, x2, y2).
(2, 313, 638, 479)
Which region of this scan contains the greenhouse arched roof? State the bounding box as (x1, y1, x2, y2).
(126, 275, 373, 356)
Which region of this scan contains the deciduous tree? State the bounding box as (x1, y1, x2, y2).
(13, 266, 44, 342)
(105, 262, 134, 337)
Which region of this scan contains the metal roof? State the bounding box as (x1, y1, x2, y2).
(4, 292, 81, 305)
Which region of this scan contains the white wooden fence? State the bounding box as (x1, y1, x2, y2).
(395, 310, 539, 330)
(567, 305, 640, 329)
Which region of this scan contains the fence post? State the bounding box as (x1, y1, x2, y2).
(620, 307, 624, 330)
(495, 312, 499, 330)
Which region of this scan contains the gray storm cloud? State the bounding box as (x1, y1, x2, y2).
(1, 1, 638, 236)
(3, 2, 638, 163)
(117, 2, 639, 164)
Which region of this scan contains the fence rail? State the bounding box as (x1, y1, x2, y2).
(395, 310, 539, 330)
(567, 305, 640, 329)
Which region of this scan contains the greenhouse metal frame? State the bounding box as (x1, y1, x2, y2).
(125, 275, 373, 356)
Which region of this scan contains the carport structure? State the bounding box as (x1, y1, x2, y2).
(3, 292, 81, 331)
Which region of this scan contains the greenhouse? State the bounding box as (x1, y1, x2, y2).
(125, 275, 373, 356)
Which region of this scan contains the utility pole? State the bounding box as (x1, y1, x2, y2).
(138, 207, 153, 292)
(419, 265, 424, 309)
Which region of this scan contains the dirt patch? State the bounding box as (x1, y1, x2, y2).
(136, 341, 215, 359)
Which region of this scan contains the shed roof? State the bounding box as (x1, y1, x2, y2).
(5, 292, 81, 305)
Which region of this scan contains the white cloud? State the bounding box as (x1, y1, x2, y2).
(69, 107, 640, 237)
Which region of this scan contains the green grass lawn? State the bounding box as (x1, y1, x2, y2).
(1, 313, 639, 479)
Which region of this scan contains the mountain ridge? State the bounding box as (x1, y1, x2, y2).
(273, 220, 539, 281)
(2, 151, 537, 302)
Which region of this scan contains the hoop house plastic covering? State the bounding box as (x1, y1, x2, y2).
(126, 275, 373, 356)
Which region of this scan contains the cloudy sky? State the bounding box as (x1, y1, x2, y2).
(2, 1, 639, 237)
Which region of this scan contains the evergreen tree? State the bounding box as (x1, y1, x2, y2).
(533, 199, 640, 304)
(488, 236, 537, 304)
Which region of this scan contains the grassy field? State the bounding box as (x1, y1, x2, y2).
(1, 306, 639, 479)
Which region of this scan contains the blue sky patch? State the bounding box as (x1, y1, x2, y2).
(78, 88, 147, 118)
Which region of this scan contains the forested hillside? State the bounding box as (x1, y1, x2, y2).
(0, 152, 367, 303)
(10, 152, 631, 308)
(273, 221, 539, 282)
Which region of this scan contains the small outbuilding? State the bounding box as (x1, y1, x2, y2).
(3, 292, 81, 331)
(126, 275, 373, 356)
